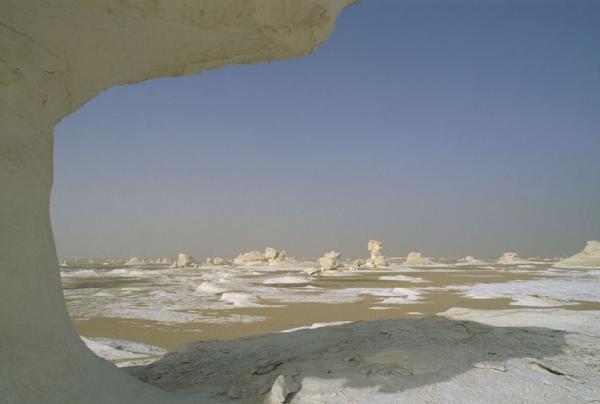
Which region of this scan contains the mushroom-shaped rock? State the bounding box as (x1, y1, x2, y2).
(554, 241, 600, 268)
(318, 251, 343, 271)
(0, 1, 355, 402)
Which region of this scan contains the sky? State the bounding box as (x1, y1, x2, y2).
(52, 0, 600, 260)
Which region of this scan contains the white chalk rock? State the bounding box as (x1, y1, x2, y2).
(498, 252, 524, 265)
(0, 1, 355, 402)
(264, 247, 292, 265)
(234, 251, 267, 265)
(404, 252, 436, 267)
(170, 253, 196, 269)
(264, 375, 300, 404)
(205, 257, 229, 266)
(318, 251, 343, 271)
(554, 241, 600, 268)
(365, 240, 388, 268)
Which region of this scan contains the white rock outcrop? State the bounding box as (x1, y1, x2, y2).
(404, 252, 436, 267)
(0, 1, 354, 402)
(264, 375, 300, 404)
(233, 250, 267, 265)
(205, 257, 229, 266)
(554, 241, 600, 268)
(170, 253, 197, 269)
(497, 252, 524, 265)
(365, 240, 388, 268)
(318, 251, 344, 271)
(264, 246, 292, 265)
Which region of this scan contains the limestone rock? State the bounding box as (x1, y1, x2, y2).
(498, 252, 523, 265)
(170, 253, 197, 269)
(264, 247, 293, 265)
(234, 251, 267, 265)
(404, 252, 436, 267)
(318, 251, 343, 271)
(205, 257, 229, 266)
(365, 240, 388, 268)
(264, 375, 300, 404)
(554, 241, 600, 268)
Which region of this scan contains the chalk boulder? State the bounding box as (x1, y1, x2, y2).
(554, 241, 600, 268)
(365, 240, 388, 268)
(205, 257, 229, 266)
(264, 375, 300, 404)
(498, 252, 524, 265)
(318, 251, 343, 271)
(264, 247, 292, 265)
(234, 251, 267, 265)
(404, 252, 436, 267)
(170, 253, 197, 269)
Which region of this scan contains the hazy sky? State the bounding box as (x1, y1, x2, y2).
(52, 0, 600, 260)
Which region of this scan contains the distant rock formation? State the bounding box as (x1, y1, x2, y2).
(234, 247, 294, 266)
(554, 241, 600, 268)
(318, 251, 343, 271)
(264, 247, 291, 265)
(497, 252, 524, 265)
(366, 240, 388, 268)
(125, 257, 145, 266)
(170, 253, 197, 269)
(205, 257, 229, 266)
(457, 256, 484, 265)
(233, 251, 267, 265)
(404, 252, 436, 267)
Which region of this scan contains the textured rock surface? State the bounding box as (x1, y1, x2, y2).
(129, 309, 600, 403)
(366, 240, 388, 268)
(404, 251, 436, 267)
(498, 252, 524, 265)
(0, 1, 354, 402)
(318, 250, 344, 270)
(234, 250, 268, 265)
(554, 241, 600, 268)
(171, 253, 197, 269)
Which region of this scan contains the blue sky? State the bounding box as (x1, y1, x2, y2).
(52, 0, 600, 259)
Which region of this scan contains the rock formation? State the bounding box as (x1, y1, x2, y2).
(554, 241, 600, 268)
(404, 251, 437, 267)
(125, 257, 144, 266)
(498, 252, 524, 265)
(234, 247, 293, 266)
(365, 240, 388, 268)
(318, 251, 344, 271)
(264, 246, 291, 265)
(457, 256, 484, 265)
(205, 257, 229, 266)
(170, 253, 197, 269)
(0, 1, 354, 402)
(233, 250, 268, 265)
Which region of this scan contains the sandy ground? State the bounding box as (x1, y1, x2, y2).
(61, 261, 600, 401)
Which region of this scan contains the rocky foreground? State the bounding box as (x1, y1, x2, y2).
(128, 308, 600, 403)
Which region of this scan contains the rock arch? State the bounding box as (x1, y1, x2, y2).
(0, 1, 353, 402)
